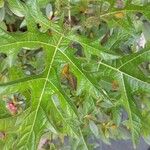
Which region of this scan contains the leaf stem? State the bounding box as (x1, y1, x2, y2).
(68, 0, 71, 26)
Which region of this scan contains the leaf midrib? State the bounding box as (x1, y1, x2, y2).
(121, 73, 137, 148)
(25, 35, 63, 146)
(99, 61, 150, 85)
(118, 50, 150, 69)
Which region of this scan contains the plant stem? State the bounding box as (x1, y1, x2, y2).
(68, 0, 71, 25)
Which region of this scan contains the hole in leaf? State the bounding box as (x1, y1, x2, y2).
(38, 133, 67, 150)
(5, 22, 17, 32)
(0, 131, 6, 140)
(120, 43, 132, 55)
(0, 53, 8, 83)
(0, 53, 7, 61)
(135, 12, 143, 20)
(121, 109, 128, 121)
(20, 0, 26, 3)
(38, 134, 51, 150)
(138, 61, 150, 77)
(64, 16, 79, 28)
(0, 69, 8, 83)
(1, 4, 27, 33)
(36, 23, 52, 34)
(133, 90, 150, 110)
(19, 24, 27, 32)
(51, 94, 60, 107)
(3, 92, 27, 115)
(70, 42, 85, 57)
(100, 79, 121, 99)
(100, 30, 110, 46)
(4, 18, 27, 33)
(114, 0, 125, 9)
(17, 47, 45, 75)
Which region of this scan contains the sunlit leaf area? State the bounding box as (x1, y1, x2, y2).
(0, 0, 150, 149)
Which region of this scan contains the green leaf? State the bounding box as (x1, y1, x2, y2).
(0, 0, 150, 149)
(0, 0, 4, 8)
(0, 7, 5, 22)
(89, 121, 99, 138)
